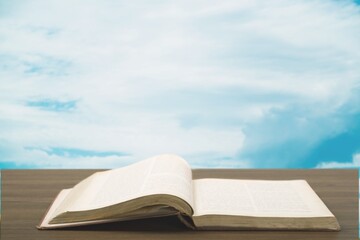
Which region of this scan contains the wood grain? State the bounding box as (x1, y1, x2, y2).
(1, 169, 358, 240)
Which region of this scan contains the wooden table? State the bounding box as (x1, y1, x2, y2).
(1, 169, 358, 240)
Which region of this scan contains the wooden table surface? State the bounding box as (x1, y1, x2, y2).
(1, 169, 358, 240)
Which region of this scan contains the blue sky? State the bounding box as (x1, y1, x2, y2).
(0, 0, 359, 170)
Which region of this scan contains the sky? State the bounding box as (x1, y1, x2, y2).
(0, 0, 359, 170)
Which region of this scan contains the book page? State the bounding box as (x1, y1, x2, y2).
(53, 154, 193, 216)
(193, 179, 334, 218)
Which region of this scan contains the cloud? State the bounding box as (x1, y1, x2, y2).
(316, 153, 360, 168)
(0, 0, 359, 168)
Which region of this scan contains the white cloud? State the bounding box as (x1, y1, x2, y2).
(316, 154, 360, 168)
(0, 0, 359, 168)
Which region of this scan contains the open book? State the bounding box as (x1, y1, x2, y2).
(38, 154, 340, 231)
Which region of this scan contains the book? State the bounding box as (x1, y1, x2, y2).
(37, 154, 340, 231)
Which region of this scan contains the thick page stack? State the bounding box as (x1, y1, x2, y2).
(37, 154, 340, 231)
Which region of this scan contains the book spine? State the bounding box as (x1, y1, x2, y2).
(176, 213, 196, 230)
